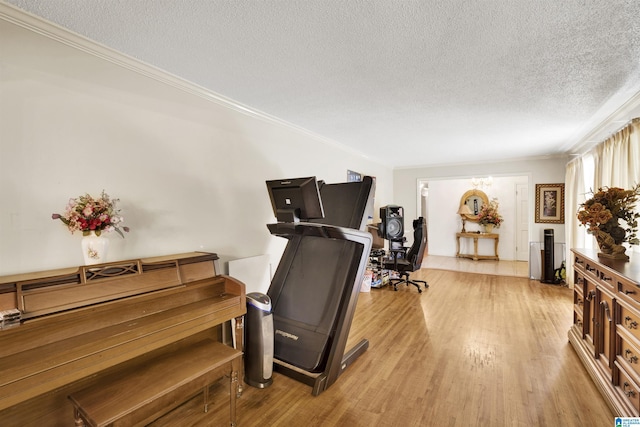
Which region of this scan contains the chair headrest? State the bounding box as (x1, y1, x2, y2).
(412, 217, 425, 230)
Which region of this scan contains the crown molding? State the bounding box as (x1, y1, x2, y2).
(395, 152, 569, 171)
(563, 89, 640, 156)
(0, 2, 378, 165)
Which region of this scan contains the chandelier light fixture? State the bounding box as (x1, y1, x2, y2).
(471, 176, 493, 189)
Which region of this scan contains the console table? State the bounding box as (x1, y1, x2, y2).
(456, 232, 499, 261)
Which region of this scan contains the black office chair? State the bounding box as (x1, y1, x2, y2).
(383, 217, 429, 293)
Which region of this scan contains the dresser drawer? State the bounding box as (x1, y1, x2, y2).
(574, 270, 585, 290)
(575, 271, 586, 290)
(583, 259, 600, 279)
(574, 254, 587, 271)
(620, 304, 640, 343)
(620, 280, 640, 306)
(596, 268, 616, 288)
(574, 311, 584, 333)
(619, 334, 640, 378)
(614, 361, 640, 416)
(574, 290, 584, 314)
(577, 254, 616, 291)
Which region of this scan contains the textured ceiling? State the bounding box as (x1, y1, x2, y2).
(5, 0, 640, 168)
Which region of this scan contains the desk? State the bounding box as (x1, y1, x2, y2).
(456, 232, 499, 261)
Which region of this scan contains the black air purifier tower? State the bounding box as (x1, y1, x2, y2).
(244, 292, 274, 388)
(542, 229, 555, 284)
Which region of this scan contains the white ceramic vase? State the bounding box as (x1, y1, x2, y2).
(81, 231, 109, 265)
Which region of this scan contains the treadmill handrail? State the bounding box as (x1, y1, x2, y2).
(267, 222, 372, 246)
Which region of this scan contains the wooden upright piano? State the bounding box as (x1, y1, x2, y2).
(0, 252, 246, 426)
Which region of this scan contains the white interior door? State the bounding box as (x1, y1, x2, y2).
(516, 183, 529, 261)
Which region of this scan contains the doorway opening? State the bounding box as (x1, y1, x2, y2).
(417, 175, 529, 261)
(418, 181, 429, 255)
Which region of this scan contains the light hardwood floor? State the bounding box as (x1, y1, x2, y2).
(422, 254, 530, 278)
(153, 263, 614, 426)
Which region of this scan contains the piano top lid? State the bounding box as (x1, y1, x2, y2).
(0, 252, 218, 285)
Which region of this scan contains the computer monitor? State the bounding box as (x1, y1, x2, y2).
(266, 177, 325, 223)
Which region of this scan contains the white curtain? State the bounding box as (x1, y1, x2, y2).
(593, 118, 640, 189)
(582, 118, 640, 256)
(564, 157, 585, 287)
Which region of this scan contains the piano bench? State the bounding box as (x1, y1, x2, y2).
(68, 339, 242, 427)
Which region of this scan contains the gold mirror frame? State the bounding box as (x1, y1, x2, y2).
(459, 189, 489, 222)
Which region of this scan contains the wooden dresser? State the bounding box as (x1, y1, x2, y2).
(569, 248, 640, 416)
(0, 252, 246, 426)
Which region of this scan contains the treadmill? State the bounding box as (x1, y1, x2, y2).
(265, 176, 374, 395)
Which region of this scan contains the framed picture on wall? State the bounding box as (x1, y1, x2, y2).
(347, 170, 363, 182)
(535, 183, 565, 224)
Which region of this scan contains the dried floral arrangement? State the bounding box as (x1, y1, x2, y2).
(577, 184, 640, 246)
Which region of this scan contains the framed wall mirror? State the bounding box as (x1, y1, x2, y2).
(459, 189, 489, 222)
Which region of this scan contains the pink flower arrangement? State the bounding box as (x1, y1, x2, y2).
(478, 199, 503, 228)
(52, 191, 130, 237)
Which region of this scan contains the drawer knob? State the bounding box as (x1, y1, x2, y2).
(625, 349, 639, 363)
(624, 381, 637, 397)
(586, 266, 595, 272)
(575, 258, 584, 264)
(625, 289, 637, 295)
(625, 316, 638, 329)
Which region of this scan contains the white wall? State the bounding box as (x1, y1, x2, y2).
(394, 157, 568, 259)
(0, 10, 393, 275)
